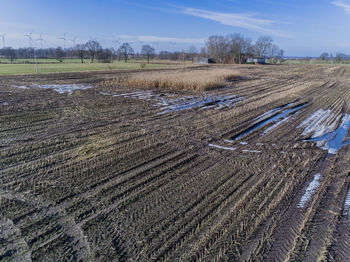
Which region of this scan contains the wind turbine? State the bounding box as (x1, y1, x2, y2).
(24, 32, 33, 48)
(59, 33, 67, 49)
(112, 39, 120, 50)
(0, 33, 6, 48)
(152, 41, 160, 54)
(137, 40, 144, 51)
(37, 34, 44, 49)
(24, 32, 38, 73)
(69, 37, 77, 47)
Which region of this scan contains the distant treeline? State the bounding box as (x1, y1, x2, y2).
(317, 52, 350, 63)
(0, 34, 286, 64)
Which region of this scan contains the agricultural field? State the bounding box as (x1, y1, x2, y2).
(1, 64, 350, 261)
(0, 60, 182, 75)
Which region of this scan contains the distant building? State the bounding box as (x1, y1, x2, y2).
(247, 57, 266, 64)
(193, 57, 217, 64)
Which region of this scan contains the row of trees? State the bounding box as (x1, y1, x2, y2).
(0, 40, 157, 64)
(0, 34, 286, 64)
(205, 34, 285, 63)
(318, 52, 350, 63)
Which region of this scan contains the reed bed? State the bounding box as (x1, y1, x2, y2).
(103, 69, 240, 91)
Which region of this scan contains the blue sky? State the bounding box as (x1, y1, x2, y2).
(1, 0, 350, 56)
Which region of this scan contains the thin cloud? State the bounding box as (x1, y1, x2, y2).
(332, 1, 350, 14)
(118, 35, 206, 44)
(182, 7, 288, 37)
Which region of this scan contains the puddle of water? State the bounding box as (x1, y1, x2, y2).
(14, 84, 92, 95)
(209, 144, 236, 151)
(303, 113, 350, 154)
(233, 103, 305, 140)
(343, 188, 350, 217)
(297, 173, 321, 208)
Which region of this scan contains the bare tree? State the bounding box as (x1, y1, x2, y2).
(206, 35, 229, 63)
(269, 44, 280, 63)
(141, 45, 155, 64)
(55, 47, 64, 63)
(254, 36, 273, 57)
(86, 40, 101, 63)
(200, 47, 207, 57)
(277, 49, 285, 63)
(118, 43, 134, 63)
(74, 44, 86, 63)
(319, 52, 329, 61)
(227, 33, 252, 64)
(187, 46, 198, 62)
(3, 47, 16, 62)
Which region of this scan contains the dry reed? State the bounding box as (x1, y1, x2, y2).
(103, 69, 240, 91)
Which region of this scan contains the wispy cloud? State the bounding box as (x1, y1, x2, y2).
(181, 7, 288, 37)
(118, 35, 206, 44)
(332, 1, 350, 13)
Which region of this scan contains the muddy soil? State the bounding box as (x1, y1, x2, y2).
(1, 64, 350, 261)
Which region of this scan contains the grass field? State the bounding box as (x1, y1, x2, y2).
(0, 60, 181, 75)
(1, 64, 350, 261)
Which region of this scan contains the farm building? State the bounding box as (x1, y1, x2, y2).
(193, 57, 217, 64)
(247, 57, 266, 64)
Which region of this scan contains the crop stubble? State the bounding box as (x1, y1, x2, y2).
(1, 64, 350, 261)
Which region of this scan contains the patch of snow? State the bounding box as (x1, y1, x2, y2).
(302, 113, 350, 154)
(240, 141, 248, 145)
(235, 104, 305, 140)
(224, 139, 234, 143)
(343, 188, 350, 217)
(242, 149, 261, 153)
(159, 95, 243, 114)
(256, 143, 264, 146)
(298, 109, 335, 137)
(16, 85, 28, 89)
(209, 144, 236, 151)
(263, 115, 292, 134)
(13, 84, 93, 95)
(2, 102, 9, 106)
(253, 103, 297, 124)
(297, 173, 321, 208)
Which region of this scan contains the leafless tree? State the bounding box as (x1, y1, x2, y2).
(141, 45, 155, 64)
(269, 44, 281, 63)
(55, 47, 64, 63)
(3, 47, 16, 62)
(319, 52, 329, 61)
(86, 40, 101, 63)
(254, 36, 273, 57)
(200, 47, 207, 57)
(74, 44, 86, 63)
(118, 43, 134, 63)
(187, 46, 198, 62)
(206, 35, 229, 63)
(227, 33, 252, 64)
